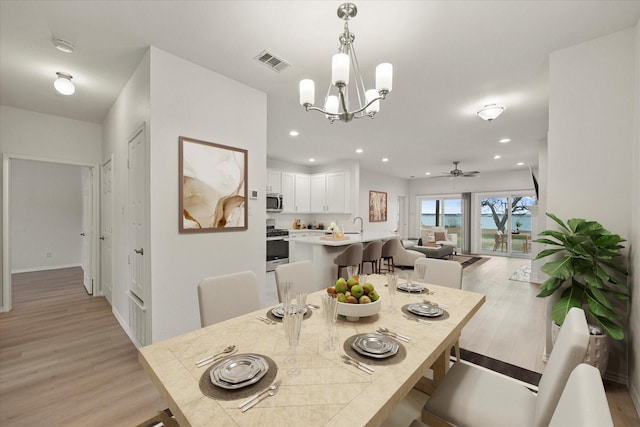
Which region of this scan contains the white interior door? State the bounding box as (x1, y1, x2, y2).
(101, 157, 113, 304)
(128, 128, 145, 301)
(81, 167, 94, 294)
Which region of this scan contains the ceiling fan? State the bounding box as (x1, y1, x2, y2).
(432, 161, 480, 179)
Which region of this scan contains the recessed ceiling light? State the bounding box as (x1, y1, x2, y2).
(494, 155, 501, 159)
(425, 172, 431, 175)
(289, 130, 299, 136)
(54, 72, 75, 95)
(517, 162, 525, 166)
(309, 158, 315, 162)
(53, 37, 74, 53)
(382, 158, 389, 162)
(355, 148, 363, 153)
(499, 138, 511, 143)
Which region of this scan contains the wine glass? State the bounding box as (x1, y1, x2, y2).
(321, 294, 338, 351)
(387, 272, 398, 313)
(283, 307, 303, 376)
(277, 281, 293, 309)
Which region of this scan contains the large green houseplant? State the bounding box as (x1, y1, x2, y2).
(534, 213, 629, 340)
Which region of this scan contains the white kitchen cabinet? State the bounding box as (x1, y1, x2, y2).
(310, 171, 348, 213)
(281, 172, 310, 213)
(266, 170, 281, 193)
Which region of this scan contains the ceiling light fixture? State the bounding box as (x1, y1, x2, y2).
(477, 104, 505, 122)
(494, 155, 501, 159)
(356, 148, 363, 153)
(382, 158, 389, 162)
(289, 130, 299, 136)
(499, 138, 511, 143)
(52, 37, 74, 53)
(299, 3, 392, 123)
(54, 72, 75, 95)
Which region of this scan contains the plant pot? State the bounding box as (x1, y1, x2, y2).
(551, 322, 610, 376)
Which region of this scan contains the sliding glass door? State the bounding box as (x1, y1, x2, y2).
(479, 193, 536, 257)
(418, 195, 464, 252)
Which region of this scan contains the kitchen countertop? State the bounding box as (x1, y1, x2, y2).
(288, 231, 398, 246)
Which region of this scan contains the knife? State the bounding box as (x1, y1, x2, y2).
(238, 380, 282, 408)
(240, 383, 280, 412)
(195, 348, 238, 368)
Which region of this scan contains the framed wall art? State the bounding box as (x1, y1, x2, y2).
(179, 136, 248, 233)
(369, 190, 387, 222)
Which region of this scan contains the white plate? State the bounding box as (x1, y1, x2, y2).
(350, 333, 399, 359)
(271, 305, 308, 318)
(407, 303, 444, 318)
(397, 282, 426, 293)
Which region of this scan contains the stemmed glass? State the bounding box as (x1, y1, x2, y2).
(283, 307, 303, 376)
(277, 281, 293, 309)
(387, 272, 398, 313)
(321, 294, 338, 351)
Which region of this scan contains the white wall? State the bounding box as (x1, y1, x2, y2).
(1, 105, 102, 310)
(101, 50, 151, 342)
(149, 47, 267, 342)
(9, 159, 82, 272)
(358, 168, 409, 234)
(548, 27, 637, 383)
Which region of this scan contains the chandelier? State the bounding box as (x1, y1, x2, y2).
(299, 3, 393, 123)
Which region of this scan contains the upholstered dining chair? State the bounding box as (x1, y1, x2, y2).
(333, 243, 363, 280)
(414, 257, 463, 360)
(379, 238, 400, 273)
(275, 260, 315, 302)
(361, 240, 382, 274)
(422, 307, 590, 427)
(197, 271, 261, 327)
(548, 363, 613, 427)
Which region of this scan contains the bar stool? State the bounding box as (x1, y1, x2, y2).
(361, 240, 382, 274)
(379, 238, 399, 273)
(333, 243, 363, 280)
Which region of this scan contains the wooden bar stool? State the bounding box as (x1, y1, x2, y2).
(333, 243, 363, 280)
(361, 240, 382, 274)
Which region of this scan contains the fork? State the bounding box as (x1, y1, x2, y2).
(403, 314, 431, 325)
(256, 315, 277, 325)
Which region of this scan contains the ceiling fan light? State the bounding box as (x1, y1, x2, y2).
(477, 104, 504, 121)
(54, 72, 75, 95)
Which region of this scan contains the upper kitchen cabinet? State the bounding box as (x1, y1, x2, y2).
(310, 171, 348, 213)
(266, 170, 281, 193)
(281, 172, 310, 213)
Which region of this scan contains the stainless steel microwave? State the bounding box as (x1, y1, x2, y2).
(266, 193, 283, 212)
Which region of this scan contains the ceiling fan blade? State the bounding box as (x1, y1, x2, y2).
(429, 175, 452, 179)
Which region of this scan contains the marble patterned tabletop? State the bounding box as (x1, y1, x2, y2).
(138, 275, 485, 427)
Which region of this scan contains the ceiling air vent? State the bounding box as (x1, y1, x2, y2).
(253, 50, 291, 73)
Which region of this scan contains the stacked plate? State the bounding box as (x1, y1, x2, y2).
(397, 282, 426, 293)
(210, 354, 269, 389)
(351, 333, 399, 359)
(407, 303, 444, 318)
(271, 305, 308, 318)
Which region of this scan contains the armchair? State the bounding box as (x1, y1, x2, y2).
(421, 226, 458, 254)
(392, 238, 425, 267)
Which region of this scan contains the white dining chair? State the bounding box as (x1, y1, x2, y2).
(275, 260, 315, 302)
(548, 363, 613, 427)
(197, 271, 261, 327)
(414, 257, 463, 361)
(422, 307, 590, 427)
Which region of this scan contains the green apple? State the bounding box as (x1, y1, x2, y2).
(345, 295, 358, 304)
(359, 295, 371, 304)
(335, 278, 348, 293)
(362, 282, 374, 294)
(351, 284, 364, 299)
(369, 290, 380, 302)
(337, 293, 346, 303)
(346, 277, 358, 290)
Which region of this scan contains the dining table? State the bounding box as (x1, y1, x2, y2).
(138, 274, 485, 427)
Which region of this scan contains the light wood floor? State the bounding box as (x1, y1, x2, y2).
(2, 262, 638, 426)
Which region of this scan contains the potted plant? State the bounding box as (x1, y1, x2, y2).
(514, 219, 522, 233)
(534, 213, 629, 373)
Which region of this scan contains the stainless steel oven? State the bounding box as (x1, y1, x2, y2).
(266, 220, 289, 272)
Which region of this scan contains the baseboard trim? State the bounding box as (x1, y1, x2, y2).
(112, 306, 142, 349)
(630, 380, 640, 423)
(11, 264, 81, 274)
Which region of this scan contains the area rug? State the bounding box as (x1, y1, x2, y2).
(510, 265, 531, 282)
(452, 347, 541, 388)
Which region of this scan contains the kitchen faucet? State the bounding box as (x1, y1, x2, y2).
(353, 216, 363, 235)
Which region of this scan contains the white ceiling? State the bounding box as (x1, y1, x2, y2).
(1, 1, 639, 179)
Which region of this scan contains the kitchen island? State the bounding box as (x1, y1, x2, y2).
(288, 231, 398, 290)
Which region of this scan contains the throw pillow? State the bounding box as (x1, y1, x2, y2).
(434, 231, 447, 241)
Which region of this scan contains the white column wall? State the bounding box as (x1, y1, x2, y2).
(149, 47, 267, 342)
(358, 168, 410, 234)
(548, 27, 637, 383)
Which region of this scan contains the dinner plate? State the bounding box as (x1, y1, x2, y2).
(351, 333, 399, 359)
(271, 305, 308, 318)
(407, 303, 444, 317)
(210, 354, 269, 389)
(397, 282, 426, 293)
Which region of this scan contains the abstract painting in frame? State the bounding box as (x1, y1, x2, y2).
(179, 136, 248, 233)
(369, 190, 387, 222)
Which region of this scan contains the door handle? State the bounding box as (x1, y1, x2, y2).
(134, 248, 144, 255)
(100, 236, 105, 240)
(80, 233, 86, 236)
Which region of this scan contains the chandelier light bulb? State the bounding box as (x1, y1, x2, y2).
(299, 79, 315, 106)
(54, 72, 75, 95)
(375, 63, 393, 93)
(477, 104, 505, 122)
(331, 53, 350, 86)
